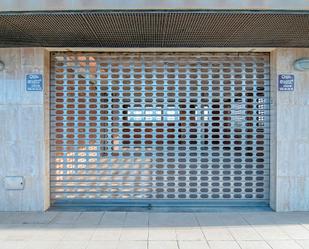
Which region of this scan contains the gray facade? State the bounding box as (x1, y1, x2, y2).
(0, 48, 309, 211)
(0, 1, 309, 212)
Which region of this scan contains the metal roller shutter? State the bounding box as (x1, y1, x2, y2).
(50, 52, 270, 207)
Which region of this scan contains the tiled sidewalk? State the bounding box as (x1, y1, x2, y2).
(1, 211, 309, 249)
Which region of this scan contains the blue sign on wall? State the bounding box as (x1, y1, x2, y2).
(26, 74, 43, 91)
(278, 74, 294, 91)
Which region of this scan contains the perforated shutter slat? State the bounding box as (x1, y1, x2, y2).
(50, 52, 270, 205)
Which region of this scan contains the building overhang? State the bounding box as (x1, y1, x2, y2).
(0, 10, 308, 48)
(1, 1, 309, 11)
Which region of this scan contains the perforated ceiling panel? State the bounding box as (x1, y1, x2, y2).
(0, 10, 309, 47)
(50, 52, 270, 207)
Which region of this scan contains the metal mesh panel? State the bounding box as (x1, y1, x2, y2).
(50, 52, 270, 206)
(0, 11, 309, 47)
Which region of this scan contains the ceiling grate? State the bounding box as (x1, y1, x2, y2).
(0, 11, 308, 47)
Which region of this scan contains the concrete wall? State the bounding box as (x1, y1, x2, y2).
(271, 48, 309, 211)
(0, 48, 48, 211)
(0, 0, 308, 11)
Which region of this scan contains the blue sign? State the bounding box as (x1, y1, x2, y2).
(278, 74, 294, 91)
(26, 74, 43, 91)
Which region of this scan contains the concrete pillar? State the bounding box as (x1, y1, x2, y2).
(0, 48, 48, 211)
(271, 48, 309, 211)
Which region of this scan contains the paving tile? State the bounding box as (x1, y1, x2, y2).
(208, 241, 241, 249)
(228, 226, 263, 241)
(0, 213, 28, 225)
(20, 212, 58, 224)
(176, 228, 205, 241)
(117, 241, 147, 249)
(148, 228, 177, 240)
(2, 224, 43, 241)
(238, 241, 272, 249)
(74, 212, 104, 226)
(0, 241, 27, 249)
(149, 213, 174, 227)
(267, 240, 304, 249)
(280, 225, 309, 240)
(87, 241, 118, 249)
(178, 240, 210, 249)
(0, 225, 13, 240)
(293, 213, 309, 225)
(61, 228, 95, 241)
(301, 224, 309, 231)
(202, 227, 234, 241)
(220, 214, 248, 226)
(149, 213, 199, 228)
(124, 212, 148, 227)
(56, 241, 89, 249)
(242, 213, 277, 226)
(296, 240, 309, 249)
(4, 211, 309, 249)
(169, 213, 199, 227)
(272, 214, 301, 225)
(24, 241, 60, 249)
(196, 213, 225, 226)
(252, 225, 290, 240)
(99, 212, 126, 227)
(92, 227, 122, 241)
(50, 212, 81, 225)
(148, 241, 179, 249)
(0, 213, 10, 224)
(31, 224, 73, 241)
(120, 227, 148, 241)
